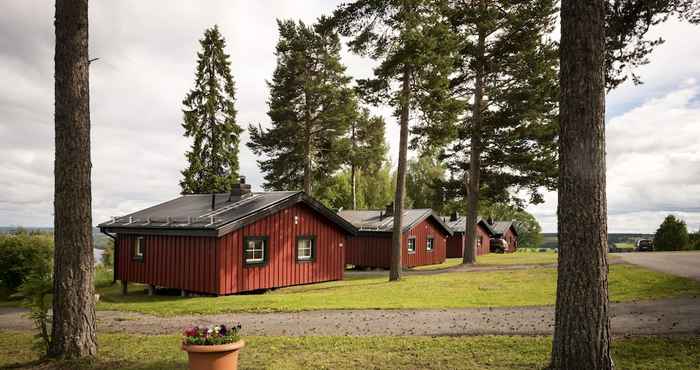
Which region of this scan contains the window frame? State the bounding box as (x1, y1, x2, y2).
(133, 236, 145, 262)
(243, 236, 268, 267)
(407, 236, 416, 254)
(426, 236, 435, 252)
(295, 235, 316, 263)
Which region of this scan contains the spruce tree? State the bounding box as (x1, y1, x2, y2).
(248, 19, 354, 195)
(180, 26, 242, 194)
(414, 0, 559, 265)
(348, 108, 388, 209)
(328, 0, 459, 281)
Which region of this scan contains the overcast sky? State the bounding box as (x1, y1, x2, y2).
(1, 1, 699, 233)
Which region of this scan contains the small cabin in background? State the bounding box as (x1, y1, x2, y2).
(486, 219, 519, 252)
(338, 205, 453, 269)
(444, 213, 493, 258)
(99, 179, 356, 296)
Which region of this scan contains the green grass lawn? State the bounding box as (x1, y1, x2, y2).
(615, 242, 636, 250)
(411, 251, 561, 271)
(91, 264, 700, 316)
(1, 331, 698, 370)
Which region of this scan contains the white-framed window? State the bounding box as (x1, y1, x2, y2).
(244, 237, 267, 265)
(426, 236, 434, 251)
(133, 236, 145, 261)
(407, 237, 416, 254)
(297, 236, 315, 262)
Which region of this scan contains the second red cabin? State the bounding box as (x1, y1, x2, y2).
(338, 206, 453, 269)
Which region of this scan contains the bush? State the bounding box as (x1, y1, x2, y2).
(0, 234, 53, 294)
(689, 230, 700, 251)
(652, 215, 689, 251)
(12, 271, 53, 353)
(101, 238, 114, 268)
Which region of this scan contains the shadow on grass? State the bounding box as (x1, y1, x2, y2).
(1, 359, 186, 370)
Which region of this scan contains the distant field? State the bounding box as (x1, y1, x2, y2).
(539, 233, 653, 249)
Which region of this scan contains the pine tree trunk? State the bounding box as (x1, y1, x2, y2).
(550, 1, 612, 369)
(351, 122, 357, 209)
(463, 22, 485, 265)
(50, 0, 97, 359)
(389, 67, 411, 282)
(351, 164, 357, 210)
(303, 130, 312, 194)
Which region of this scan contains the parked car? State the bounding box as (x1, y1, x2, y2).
(636, 239, 654, 252)
(490, 238, 508, 253)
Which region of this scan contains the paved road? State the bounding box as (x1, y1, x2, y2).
(614, 251, 700, 281)
(1, 298, 698, 337)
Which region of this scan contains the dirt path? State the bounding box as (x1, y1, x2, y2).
(614, 251, 700, 281)
(2, 298, 697, 337)
(347, 258, 624, 276)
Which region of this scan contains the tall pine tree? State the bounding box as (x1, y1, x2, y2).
(552, 1, 698, 368)
(180, 26, 242, 194)
(348, 107, 388, 209)
(248, 19, 354, 195)
(329, 0, 459, 281)
(414, 0, 559, 264)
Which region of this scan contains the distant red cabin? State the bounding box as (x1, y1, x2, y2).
(444, 216, 493, 258)
(338, 207, 453, 269)
(99, 184, 356, 296)
(488, 220, 519, 252)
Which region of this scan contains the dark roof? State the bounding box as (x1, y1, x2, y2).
(338, 209, 453, 236)
(442, 216, 496, 236)
(489, 221, 518, 237)
(99, 191, 357, 237)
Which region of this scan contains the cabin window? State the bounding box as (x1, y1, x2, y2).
(244, 237, 267, 265)
(296, 236, 315, 262)
(426, 236, 434, 251)
(133, 236, 144, 261)
(407, 237, 416, 254)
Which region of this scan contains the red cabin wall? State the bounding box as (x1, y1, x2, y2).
(445, 224, 491, 258)
(345, 217, 447, 268)
(115, 234, 218, 294)
(216, 203, 346, 294)
(502, 227, 518, 252)
(115, 203, 346, 295)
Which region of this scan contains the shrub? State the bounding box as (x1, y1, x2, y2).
(653, 215, 689, 251)
(101, 238, 114, 268)
(0, 234, 53, 294)
(12, 271, 53, 353)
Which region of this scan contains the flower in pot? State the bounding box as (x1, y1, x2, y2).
(182, 323, 244, 370)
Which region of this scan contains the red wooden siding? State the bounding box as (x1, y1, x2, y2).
(345, 217, 447, 268)
(502, 226, 518, 252)
(115, 234, 218, 294)
(216, 203, 345, 294)
(445, 224, 491, 258)
(115, 203, 346, 295)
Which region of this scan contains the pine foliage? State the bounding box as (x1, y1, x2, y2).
(248, 19, 355, 194)
(180, 26, 242, 194)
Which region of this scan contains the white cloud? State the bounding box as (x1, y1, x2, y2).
(1, 1, 699, 234)
(529, 82, 700, 233)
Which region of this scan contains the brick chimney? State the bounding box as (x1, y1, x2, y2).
(229, 176, 252, 201)
(384, 202, 394, 217)
(450, 211, 459, 222)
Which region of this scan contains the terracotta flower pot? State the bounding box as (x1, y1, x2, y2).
(182, 340, 245, 370)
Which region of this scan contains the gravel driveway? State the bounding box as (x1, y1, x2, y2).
(614, 251, 700, 281)
(1, 298, 698, 337)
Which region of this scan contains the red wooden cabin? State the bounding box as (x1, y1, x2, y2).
(444, 214, 493, 258)
(487, 220, 519, 252)
(99, 180, 356, 296)
(338, 205, 453, 269)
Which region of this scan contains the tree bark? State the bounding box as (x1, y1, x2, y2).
(550, 0, 612, 369)
(50, 0, 97, 359)
(351, 121, 357, 209)
(389, 66, 411, 281)
(463, 17, 485, 265)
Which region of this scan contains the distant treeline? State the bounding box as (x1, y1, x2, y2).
(539, 233, 654, 249)
(0, 227, 112, 249)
